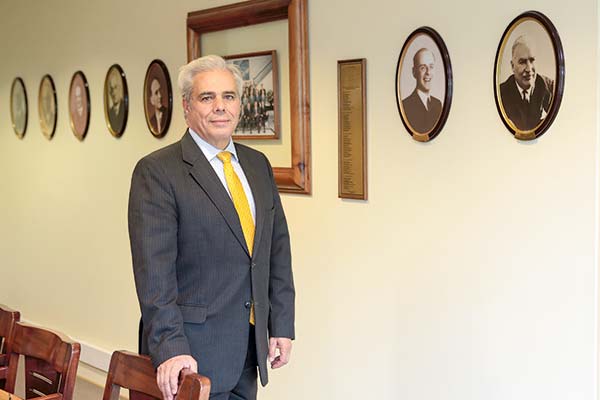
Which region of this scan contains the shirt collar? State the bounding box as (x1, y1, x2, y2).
(189, 128, 238, 162)
(416, 89, 430, 110)
(514, 78, 535, 97)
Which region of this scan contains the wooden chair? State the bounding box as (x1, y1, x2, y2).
(0, 305, 20, 389)
(4, 322, 80, 400)
(103, 351, 210, 400)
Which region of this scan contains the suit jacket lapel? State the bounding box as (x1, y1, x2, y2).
(181, 131, 250, 257)
(236, 143, 267, 258)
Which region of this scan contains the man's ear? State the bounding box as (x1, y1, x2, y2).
(182, 98, 189, 115)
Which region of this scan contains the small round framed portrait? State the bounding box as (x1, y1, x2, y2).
(395, 27, 453, 142)
(38, 74, 57, 140)
(10, 77, 28, 139)
(494, 11, 564, 141)
(103, 64, 129, 138)
(143, 59, 172, 138)
(69, 71, 91, 141)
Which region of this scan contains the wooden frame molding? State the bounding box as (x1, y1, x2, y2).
(187, 0, 311, 194)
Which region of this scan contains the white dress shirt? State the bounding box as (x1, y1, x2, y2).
(189, 129, 256, 223)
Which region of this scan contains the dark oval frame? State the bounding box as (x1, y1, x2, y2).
(493, 11, 565, 141)
(143, 59, 172, 139)
(38, 74, 58, 140)
(10, 77, 28, 139)
(395, 26, 453, 142)
(69, 71, 91, 141)
(103, 64, 129, 138)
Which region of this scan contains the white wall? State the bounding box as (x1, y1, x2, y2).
(0, 1, 598, 399)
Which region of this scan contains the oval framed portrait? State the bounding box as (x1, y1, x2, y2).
(38, 75, 57, 140)
(143, 59, 172, 138)
(494, 11, 565, 141)
(69, 71, 91, 141)
(395, 27, 453, 142)
(103, 64, 129, 138)
(10, 77, 28, 139)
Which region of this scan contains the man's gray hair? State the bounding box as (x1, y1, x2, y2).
(511, 35, 531, 57)
(178, 55, 244, 103)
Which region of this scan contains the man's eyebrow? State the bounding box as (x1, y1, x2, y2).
(198, 91, 215, 96)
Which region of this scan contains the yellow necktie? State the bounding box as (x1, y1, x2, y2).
(217, 151, 255, 325)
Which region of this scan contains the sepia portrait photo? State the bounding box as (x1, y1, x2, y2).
(10, 77, 28, 139)
(143, 59, 172, 138)
(494, 11, 564, 140)
(38, 75, 57, 140)
(396, 27, 452, 142)
(224, 50, 280, 140)
(104, 64, 129, 138)
(69, 71, 90, 141)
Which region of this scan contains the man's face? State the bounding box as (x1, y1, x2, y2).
(183, 69, 240, 149)
(412, 50, 435, 93)
(150, 79, 163, 111)
(511, 43, 536, 90)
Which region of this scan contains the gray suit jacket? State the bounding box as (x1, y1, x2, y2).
(128, 131, 295, 393)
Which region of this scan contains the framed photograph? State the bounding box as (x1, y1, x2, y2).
(224, 50, 280, 140)
(38, 74, 57, 140)
(494, 11, 564, 140)
(104, 64, 129, 138)
(143, 59, 172, 138)
(395, 27, 452, 142)
(68, 71, 90, 141)
(10, 77, 28, 139)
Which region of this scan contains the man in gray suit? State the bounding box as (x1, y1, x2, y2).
(128, 55, 295, 400)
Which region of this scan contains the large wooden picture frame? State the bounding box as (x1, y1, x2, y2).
(187, 0, 311, 194)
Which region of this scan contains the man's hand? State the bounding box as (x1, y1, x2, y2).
(156, 355, 197, 400)
(268, 337, 292, 369)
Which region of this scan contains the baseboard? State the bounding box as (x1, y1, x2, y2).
(21, 318, 112, 372)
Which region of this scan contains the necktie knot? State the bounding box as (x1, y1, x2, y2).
(217, 151, 232, 164)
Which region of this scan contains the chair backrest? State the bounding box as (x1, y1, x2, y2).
(0, 305, 20, 389)
(102, 351, 210, 400)
(4, 322, 80, 400)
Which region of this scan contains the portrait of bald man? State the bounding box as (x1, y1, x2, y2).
(105, 65, 128, 136)
(147, 78, 168, 135)
(499, 35, 554, 132)
(401, 47, 443, 135)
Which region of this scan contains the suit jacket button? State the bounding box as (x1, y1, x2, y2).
(244, 301, 251, 309)
(251, 262, 256, 268)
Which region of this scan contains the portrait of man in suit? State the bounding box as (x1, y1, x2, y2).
(129, 55, 295, 400)
(499, 35, 554, 133)
(401, 48, 443, 136)
(11, 78, 27, 138)
(39, 76, 56, 139)
(68, 72, 90, 141)
(105, 66, 127, 136)
(148, 78, 167, 135)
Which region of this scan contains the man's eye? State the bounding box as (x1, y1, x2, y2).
(224, 94, 236, 100)
(200, 96, 213, 102)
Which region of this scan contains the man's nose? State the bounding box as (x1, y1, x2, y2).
(213, 96, 225, 111)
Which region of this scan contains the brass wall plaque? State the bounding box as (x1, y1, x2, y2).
(338, 59, 367, 200)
